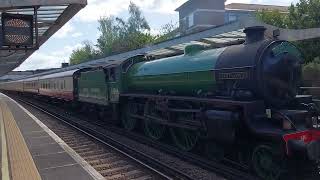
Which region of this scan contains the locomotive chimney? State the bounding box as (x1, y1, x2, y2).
(243, 26, 266, 44)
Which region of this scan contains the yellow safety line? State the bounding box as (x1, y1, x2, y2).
(1, 101, 41, 180)
(0, 102, 10, 180)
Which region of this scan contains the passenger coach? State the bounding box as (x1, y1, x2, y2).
(38, 69, 79, 101)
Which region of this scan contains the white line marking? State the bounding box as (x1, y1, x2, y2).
(2, 94, 105, 180)
(0, 103, 10, 180)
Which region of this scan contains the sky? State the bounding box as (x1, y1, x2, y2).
(14, 0, 298, 71)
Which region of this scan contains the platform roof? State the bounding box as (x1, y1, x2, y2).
(5, 16, 320, 81)
(38, 69, 79, 80)
(0, 0, 87, 76)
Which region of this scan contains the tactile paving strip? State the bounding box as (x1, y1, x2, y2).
(1, 101, 41, 180)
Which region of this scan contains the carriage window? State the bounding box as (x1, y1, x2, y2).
(109, 68, 117, 82)
(64, 80, 66, 89)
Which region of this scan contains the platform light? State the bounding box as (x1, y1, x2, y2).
(1, 13, 33, 46)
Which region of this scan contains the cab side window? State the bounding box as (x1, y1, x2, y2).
(109, 68, 117, 82)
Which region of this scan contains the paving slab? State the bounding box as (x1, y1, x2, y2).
(0, 93, 103, 180)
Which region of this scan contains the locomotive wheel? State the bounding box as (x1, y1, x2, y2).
(144, 102, 166, 140)
(170, 128, 199, 151)
(252, 144, 287, 180)
(144, 120, 166, 140)
(121, 102, 137, 131)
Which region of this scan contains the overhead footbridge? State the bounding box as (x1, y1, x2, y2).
(0, 0, 87, 76)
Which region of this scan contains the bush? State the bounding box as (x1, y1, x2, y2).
(303, 59, 320, 82)
(302, 59, 320, 97)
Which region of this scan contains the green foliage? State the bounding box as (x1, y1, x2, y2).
(69, 41, 97, 65)
(69, 2, 177, 65)
(303, 58, 320, 81)
(287, 0, 320, 29)
(127, 2, 150, 33)
(154, 22, 179, 43)
(256, 10, 289, 28)
(96, 2, 154, 57)
(256, 0, 320, 63)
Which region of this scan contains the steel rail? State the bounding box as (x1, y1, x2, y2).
(18, 98, 194, 180)
(16, 95, 259, 180)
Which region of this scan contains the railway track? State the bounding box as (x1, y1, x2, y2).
(14, 94, 258, 180)
(16, 98, 195, 180)
(51, 127, 162, 179)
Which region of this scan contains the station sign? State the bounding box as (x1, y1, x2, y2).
(1, 13, 33, 46)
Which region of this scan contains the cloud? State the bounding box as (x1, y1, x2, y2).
(226, 0, 252, 4)
(15, 52, 63, 71)
(75, 0, 294, 23)
(142, 0, 188, 14)
(76, 0, 128, 22)
(71, 32, 83, 38)
(53, 22, 74, 38)
(149, 28, 161, 36)
(15, 43, 84, 71)
(76, 0, 187, 22)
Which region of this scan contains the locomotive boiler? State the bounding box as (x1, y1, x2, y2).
(124, 26, 302, 107)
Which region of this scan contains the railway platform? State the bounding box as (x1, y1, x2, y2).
(0, 93, 104, 180)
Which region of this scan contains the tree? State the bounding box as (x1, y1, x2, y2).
(287, 0, 320, 29)
(127, 2, 150, 33)
(70, 2, 179, 64)
(257, 0, 320, 63)
(96, 2, 154, 57)
(69, 41, 96, 65)
(154, 21, 179, 43)
(256, 10, 289, 28)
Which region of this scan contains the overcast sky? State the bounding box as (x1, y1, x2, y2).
(14, 0, 298, 71)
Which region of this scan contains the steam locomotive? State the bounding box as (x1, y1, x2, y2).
(1, 26, 319, 179)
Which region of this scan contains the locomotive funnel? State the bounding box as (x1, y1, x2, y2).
(244, 26, 266, 44)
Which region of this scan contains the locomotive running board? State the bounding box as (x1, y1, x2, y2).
(120, 93, 263, 108)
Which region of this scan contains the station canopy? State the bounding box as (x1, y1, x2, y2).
(0, 0, 87, 76)
(4, 16, 320, 81)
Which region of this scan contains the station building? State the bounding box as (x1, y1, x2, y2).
(175, 0, 289, 34)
